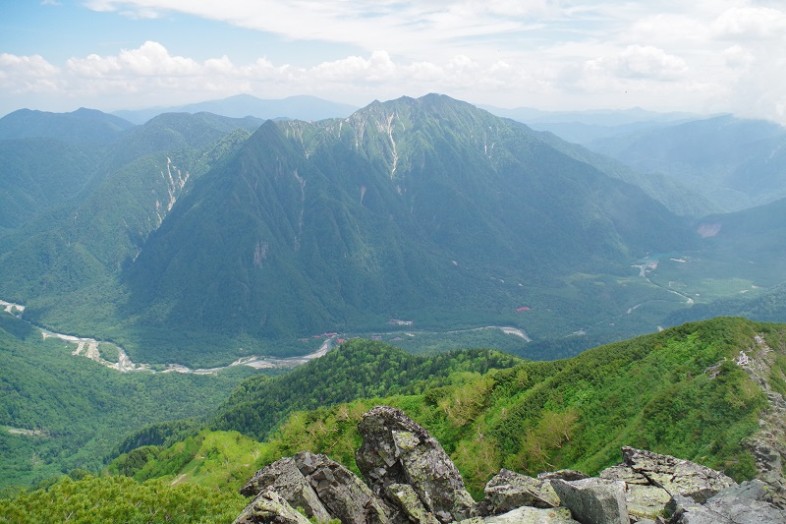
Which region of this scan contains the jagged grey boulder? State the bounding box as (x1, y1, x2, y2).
(484, 469, 561, 513)
(668, 480, 786, 524)
(234, 490, 312, 524)
(600, 464, 671, 520)
(459, 506, 580, 524)
(239, 456, 332, 522)
(294, 451, 392, 524)
(538, 470, 590, 482)
(551, 478, 629, 524)
(621, 447, 735, 503)
(356, 406, 476, 522)
(386, 483, 441, 524)
(623, 484, 672, 522)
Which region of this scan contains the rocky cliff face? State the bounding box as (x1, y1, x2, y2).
(236, 406, 785, 524)
(740, 335, 786, 508)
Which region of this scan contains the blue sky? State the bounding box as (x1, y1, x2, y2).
(2, 1, 786, 123)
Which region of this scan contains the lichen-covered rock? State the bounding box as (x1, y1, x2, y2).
(623, 484, 671, 521)
(356, 406, 476, 522)
(234, 490, 312, 524)
(240, 457, 332, 522)
(599, 465, 649, 486)
(294, 451, 393, 524)
(551, 478, 629, 524)
(668, 480, 786, 524)
(600, 464, 671, 520)
(460, 506, 580, 524)
(538, 470, 590, 482)
(621, 447, 735, 504)
(484, 469, 561, 513)
(386, 483, 441, 524)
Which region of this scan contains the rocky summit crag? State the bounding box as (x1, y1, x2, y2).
(236, 406, 785, 524)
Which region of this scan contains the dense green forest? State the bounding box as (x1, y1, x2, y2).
(211, 339, 521, 440)
(1, 317, 771, 523)
(0, 474, 243, 523)
(0, 313, 255, 491)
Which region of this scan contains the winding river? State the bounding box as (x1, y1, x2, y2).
(1, 298, 335, 374)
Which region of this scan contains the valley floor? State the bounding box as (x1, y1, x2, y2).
(1, 297, 337, 374)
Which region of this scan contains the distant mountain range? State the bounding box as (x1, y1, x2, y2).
(1, 94, 784, 363)
(484, 106, 786, 215)
(113, 94, 358, 124)
(587, 115, 786, 212)
(0, 107, 134, 144)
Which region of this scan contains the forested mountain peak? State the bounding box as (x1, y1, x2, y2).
(117, 94, 694, 357)
(0, 107, 134, 144)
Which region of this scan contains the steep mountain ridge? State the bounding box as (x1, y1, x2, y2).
(122, 94, 693, 352)
(0, 112, 256, 337)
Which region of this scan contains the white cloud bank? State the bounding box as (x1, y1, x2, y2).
(0, 42, 544, 112)
(1, 1, 786, 123)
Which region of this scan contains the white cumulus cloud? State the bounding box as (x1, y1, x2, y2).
(585, 45, 687, 82)
(616, 45, 688, 80)
(67, 41, 200, 77)
(3, 1, 786, 121)
(712, 6, 786, 40)
(0, 53, 61, 93)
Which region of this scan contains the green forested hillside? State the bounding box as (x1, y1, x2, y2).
(212, 318, 773, 496)
(66, 317, 781, 524)
(0, 474, 243, 524)
(648, 197, 786, 328)
(0, 314, 254, 491)
(695, 196, 786, 277)
(0, 114, 257, 348)
(2, 318, 781, 521)
(210, 339, 521, 440)
(0, 138, 101, 230)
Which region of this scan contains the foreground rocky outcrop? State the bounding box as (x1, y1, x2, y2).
(236, 406, 785, 524)
(356, 405, 476, 522)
